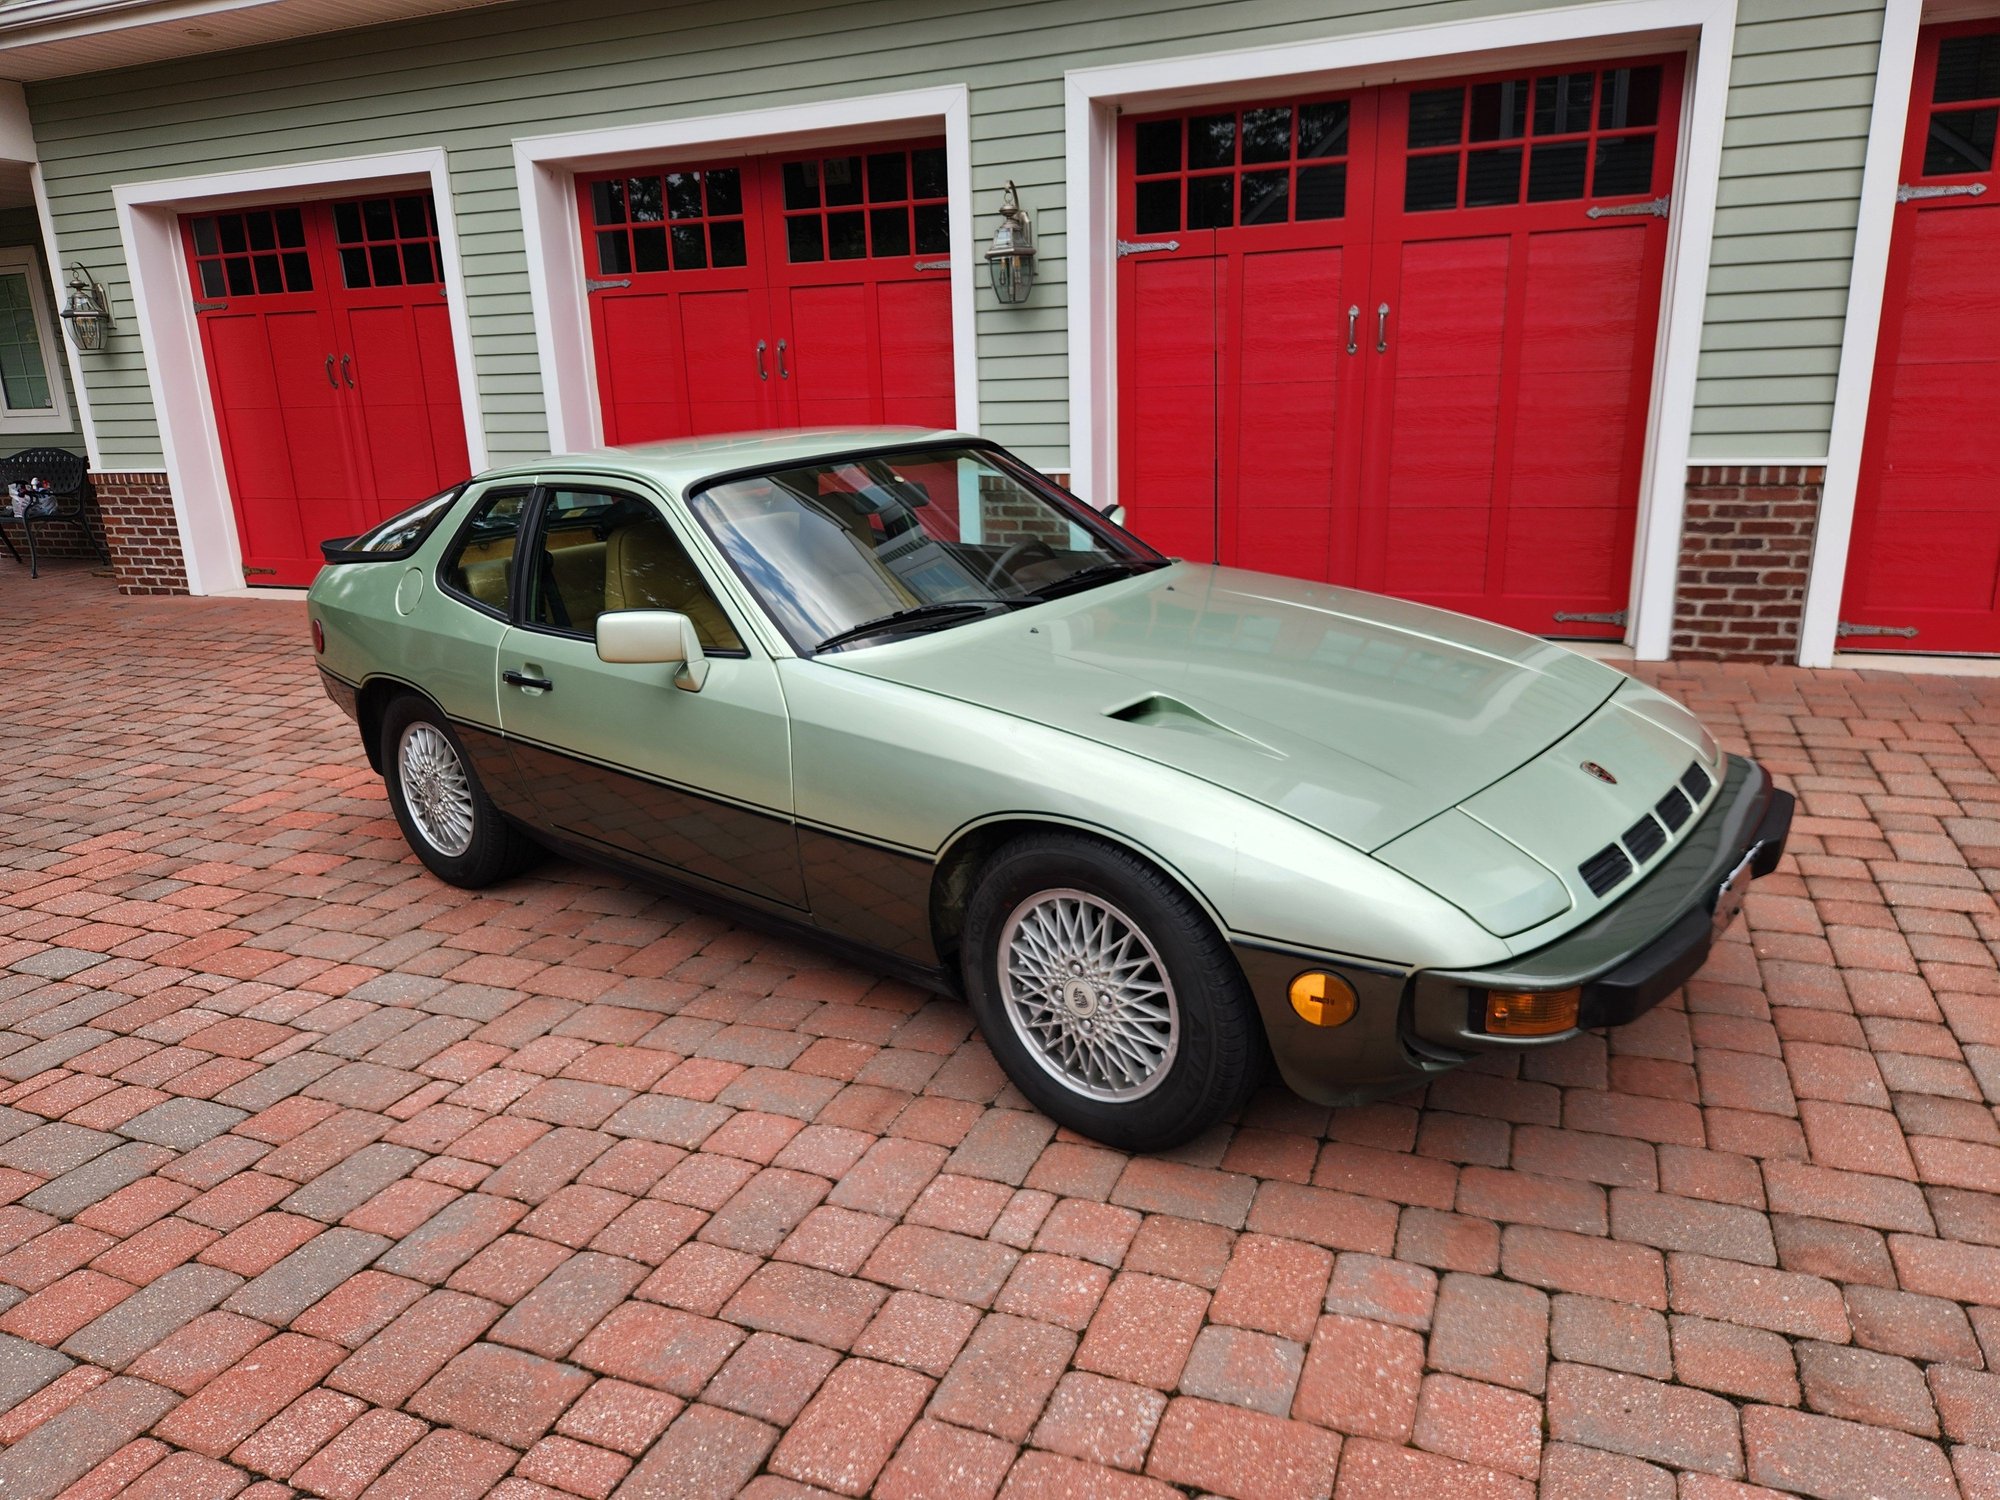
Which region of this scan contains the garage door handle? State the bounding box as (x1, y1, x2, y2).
(1377, 303, 1390, 354)
(502, 670, 553, 692)
(777, 339, 790, 379)
(341, 354, 354, 389)
(755, 340, 769, 380)
(324, 355, 337, 389)
(1345, 306, 1359, 356)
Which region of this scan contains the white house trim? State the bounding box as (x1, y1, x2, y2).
(512, 85, 978, 457)
(111, 147, 483, 596)
(1797, 0, 1926, 667)
(1063, 0, 1739, 660)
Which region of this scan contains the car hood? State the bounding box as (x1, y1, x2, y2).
(826, 563, 1624, 850)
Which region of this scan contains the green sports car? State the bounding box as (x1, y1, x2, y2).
(307, 428, 1792, 1151)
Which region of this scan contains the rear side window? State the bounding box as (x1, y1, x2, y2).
(439, 487, 533, 616)
(336, 485, 464, 558)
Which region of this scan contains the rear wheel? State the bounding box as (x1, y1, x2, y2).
(381, 694, 538, 888)
(961, 832, 1262, 1152)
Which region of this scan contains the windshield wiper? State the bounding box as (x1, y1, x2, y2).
(1028, 558, 1165, 602)
(815, 600, 1015, 652)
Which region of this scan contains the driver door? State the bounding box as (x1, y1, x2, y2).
(495, 480, 804, 908)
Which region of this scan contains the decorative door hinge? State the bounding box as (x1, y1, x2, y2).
(1897, 182, 1986, 203)
(585, 278, 631, 293)
(193, 301, 227, 313)
(1552, 609, 1628, 626)
(1836, 620, 1919, 639)
(913, 259, 954, 272)
(1586, 196, 1670, 220)
(1116, 238, 1181, 256)
(242, 565, 278, 577)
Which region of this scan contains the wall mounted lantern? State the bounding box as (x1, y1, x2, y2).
(986, 181, 1036, 305)
(59, 263, 112, 350)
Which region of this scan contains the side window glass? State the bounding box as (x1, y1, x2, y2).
(531, 488, 745, 653)
(440, 486, 532, 615)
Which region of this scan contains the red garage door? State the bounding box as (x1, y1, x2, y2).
(185, 194, 471, 587)
(582, 141, 955, 445)
(1118, 57, 1681, 637)
(1842, 22, 2000, 653)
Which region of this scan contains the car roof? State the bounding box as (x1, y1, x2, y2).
(482, 426, 972, 494)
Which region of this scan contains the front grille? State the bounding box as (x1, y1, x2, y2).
(1655, 786, 1693, 832)
(1580, 842, 1634, 896)
(1622, 814, 1666, 863)
(1681, 761, 1713, 801)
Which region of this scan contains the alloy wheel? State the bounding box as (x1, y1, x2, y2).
(397, 722, 475, 857)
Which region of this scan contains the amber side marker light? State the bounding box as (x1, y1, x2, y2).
(1289, 971, 1358, 1028)
(1484, 986, 1581, 1037)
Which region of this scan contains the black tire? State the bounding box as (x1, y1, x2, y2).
(960, 831, 1263, 1152)
(380, 693, 539, 888)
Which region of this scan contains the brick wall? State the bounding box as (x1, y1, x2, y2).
(91, 472, 187, 595)
(1672, 465, 1824, 663)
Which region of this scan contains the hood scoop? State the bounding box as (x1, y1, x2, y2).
(1105, 694, 1280, 757)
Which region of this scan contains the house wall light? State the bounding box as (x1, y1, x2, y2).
(59, 263, 112, 351)
(986, 181, 1035, 305)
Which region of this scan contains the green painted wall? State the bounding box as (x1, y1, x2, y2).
(24, 0, 1884, 474)
(0, 204, 85, 457)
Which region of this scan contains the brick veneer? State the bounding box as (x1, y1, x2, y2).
(90, 471, 187, 595)
(1671, 464, 1824, 663)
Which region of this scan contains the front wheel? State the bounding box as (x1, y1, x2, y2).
(960, 832, 1263, 1152)
(381, 694, 538, 888)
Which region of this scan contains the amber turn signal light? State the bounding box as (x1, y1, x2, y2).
(1289, 971, 1358, 1028)
(1484, 986, 1581, 1037)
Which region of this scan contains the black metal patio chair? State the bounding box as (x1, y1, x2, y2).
(0, 447, 108, 578)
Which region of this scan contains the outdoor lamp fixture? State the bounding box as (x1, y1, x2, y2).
(58, 263, 112, 351)
(986, 181, 1036, 305)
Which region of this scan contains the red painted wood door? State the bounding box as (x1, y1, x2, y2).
(185, 193, 471, 587)
(1843, 22, 2000, 653)
(1116, 57, 1681, 638)
(581, 141, 955, 445)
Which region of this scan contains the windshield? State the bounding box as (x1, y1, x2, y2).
(686, 444, 1164, 652)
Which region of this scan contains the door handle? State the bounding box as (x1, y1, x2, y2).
(777, 339, 790, 379)
(324, 355, 337, 389)
(1345, 305, 1360, 356)
(755, 339, 769, 380)
(341, 353, 354, 389)
(501, 669, 553, 692)
(1376, 303, 1390, 354)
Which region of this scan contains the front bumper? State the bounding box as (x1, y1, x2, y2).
(1237, 753, 1793, 1106)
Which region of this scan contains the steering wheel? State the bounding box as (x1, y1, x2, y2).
(982, 536, 1058, 589)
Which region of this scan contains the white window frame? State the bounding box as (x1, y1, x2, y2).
(0, 245, 71, 434)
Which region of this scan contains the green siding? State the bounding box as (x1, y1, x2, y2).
(24, 0, 1886, 474)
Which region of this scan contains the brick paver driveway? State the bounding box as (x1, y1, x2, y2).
(1, 566, 1998, 1500)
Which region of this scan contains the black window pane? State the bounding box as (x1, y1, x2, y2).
(1299, 101, 1349, 158)
(912, 147, 948, 199)
(628, 177, 663, 223)
(867, 152, 908, 203)
(1240, 169, 1290, 224)
(783, 161, 820, 210)
(396, 195, 428, 237)
(1135, 119, 1181, 175)
(705, 168, 742, 218)
(1189, 114, 1236, 169)
(370, 244, 404, 286)
(1405, 153, 1460, 211)
(340, 247, 370, 287)
(1469, 80, 1529, 140)
(401, 242, 435, 284)
(787, 216, 823, 262)
(596, 231, 630, 275)
(632, 225, 668, 272)
(219, 215, 248, 254)
(246, 213, 277, 252)
(591, 179, 625, 227)
(666, 173, 703, 220)
(1135, 179, 1180, 233)
(282, 251, 313, 291)
(1926, 106, 1998, 174)
(363, 198, 396, 240)
(1187, 174, 1233, 227)
(253, 255, 283, 295)
(671, 224, 706, 270)
(1593, 135, 1657, 196)
(1296, 163, 1346, 219)
(192, 218, 219, 256)
(1409, 88, 1464, 148)
(709, 220, 748, 267)
(1527, 141, 1590, 200)
(274, 207, 306, 248)
(1935, 34, 2000, 103)
(1465, 146, 1523, 206)
(1242, 107, 1292, 163)
(913, 203, 950, 254)
(226, 256, 259, 296)
(870, 206, 911, 257)
(827, 209, 866, 258)
(333, 202, 362, 243)
(1535, 72, 1595, 135)
(1599, 67, 1662, 130)
(198, 260, 225, 298)
(824, 156, 864, 206)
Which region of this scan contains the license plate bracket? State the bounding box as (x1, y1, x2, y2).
(1711, 844, 1760, 936)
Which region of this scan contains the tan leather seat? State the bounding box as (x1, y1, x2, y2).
(604, 522, 742, 651)
(544, 541, 607, 630)
(458, 556, 512, 610)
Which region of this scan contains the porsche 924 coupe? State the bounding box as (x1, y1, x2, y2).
(307, 429, 1793, 1151)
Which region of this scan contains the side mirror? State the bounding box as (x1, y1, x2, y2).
(596, 609, 709, 693)
(1104, 503, 1128, 528)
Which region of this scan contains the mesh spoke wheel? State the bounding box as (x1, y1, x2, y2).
(397, 721, 475, 857)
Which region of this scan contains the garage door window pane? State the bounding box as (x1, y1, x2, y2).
(912, 148, 949, 200)
(1408, 88, 1464, 148)
(1598, 67, 1662, 130)
(1468, 81, 1528, 141)
(913, 203, 950, 254)
(1136, 120, 1181, 175)
(1240, 170, 1289, 225)
(1934, 33, 2000, 103)
(1404, 154, 1459, 212)
(1926, 107, 1998, 175)
(710, 220, 748, 267)
(1135, 179, 1180, 233)
(1295, 163, 1346, 219)
(1187, 175, 1233, 228)
(1299, 101, 1349, 158)
(1241, 107, 1292, 163)
(0, 273, 51, 412)
(1527, 141, 1589, 201)
(1189, 115, 1236, 169)
(631, 226, 667, 272)
(1592, 135, 1656, 196)
(1465, 147, 1522, 206)
(1535, 73, 1595, 135)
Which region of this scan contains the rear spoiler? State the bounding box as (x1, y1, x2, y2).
(318, 537, 370, 563)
